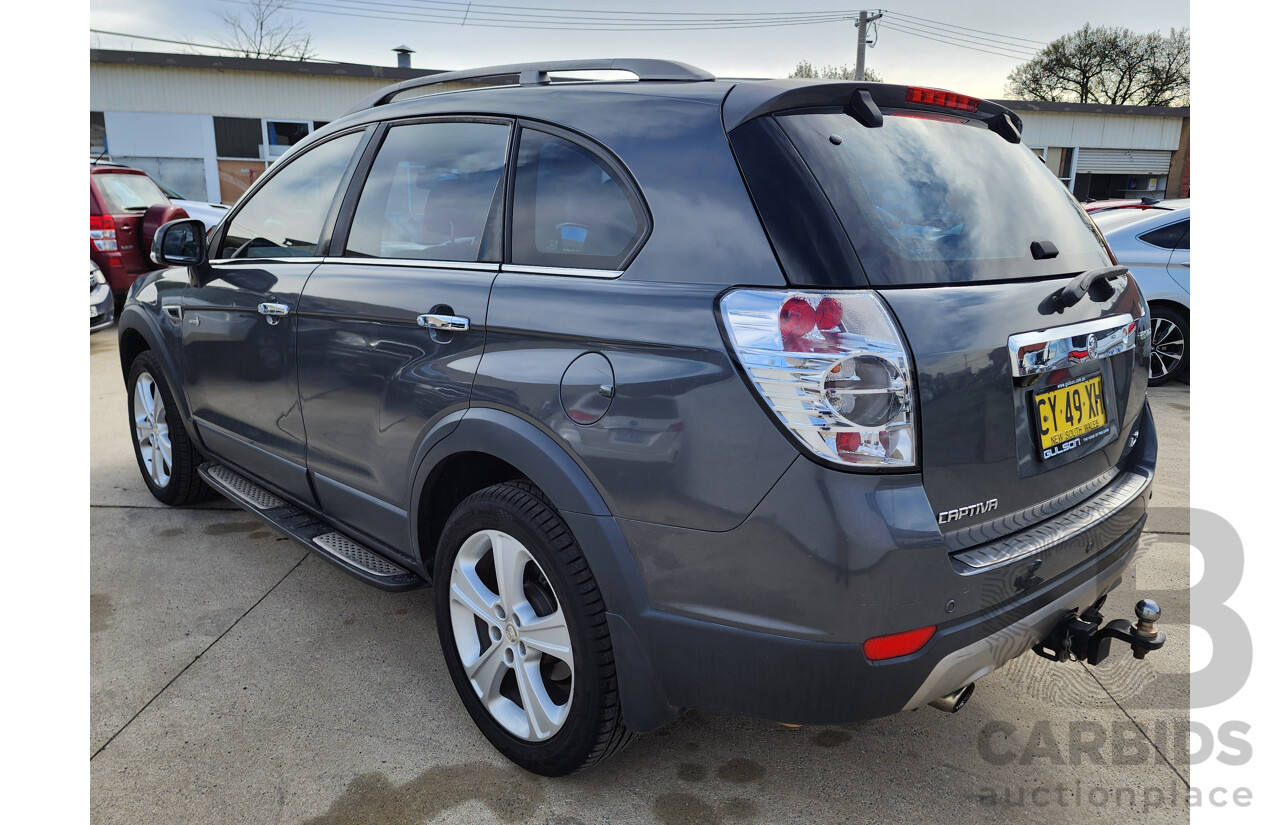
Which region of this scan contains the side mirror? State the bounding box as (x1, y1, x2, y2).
(150, 219, 208, 268)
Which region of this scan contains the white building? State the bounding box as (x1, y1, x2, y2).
(90, 49, 457, 204)
(91, 50, 1190, 206)
(995, 98, 1190, 202)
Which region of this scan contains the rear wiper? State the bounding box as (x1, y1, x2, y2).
(1053, 265, 1129, 310)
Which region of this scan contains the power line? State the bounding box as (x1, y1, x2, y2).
(881, 22, 1040, 58)
(888, 9, 1048, 45)
(878, 23, 1033, 61)
(89, 28, 344, 62)
(217, 0, 862, 30)
(883, 15, 1042, 54)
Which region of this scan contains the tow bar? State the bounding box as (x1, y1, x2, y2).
(1033, 598, 1165, 665)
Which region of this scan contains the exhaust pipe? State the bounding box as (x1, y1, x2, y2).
(928, 683, 975, 713)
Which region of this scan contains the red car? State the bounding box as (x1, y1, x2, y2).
(89, 163, 188, 297)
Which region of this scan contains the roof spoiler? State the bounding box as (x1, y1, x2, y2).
(346, 58, 716, 115)
(722, 80, 1023, 143)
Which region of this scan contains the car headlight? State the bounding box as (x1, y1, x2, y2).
(91, 262, 107, 288)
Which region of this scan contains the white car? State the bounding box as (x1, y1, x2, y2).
(155, 182, 231, 229)
(1093, 201, 1189, 385)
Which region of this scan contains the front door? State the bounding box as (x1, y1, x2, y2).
(183, 130, 367, 504)
(297, 119, 511, 552)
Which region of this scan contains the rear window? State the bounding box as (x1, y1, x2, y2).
(779, 112, 1111, 285)
(94, 173, 169, 213)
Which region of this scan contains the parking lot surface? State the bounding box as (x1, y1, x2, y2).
(91, 329, 1191, 824)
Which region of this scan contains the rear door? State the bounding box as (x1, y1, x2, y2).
(767, 105, 1151, 545)
(296, 119, 510, 552)
(183, 129, 367, 505)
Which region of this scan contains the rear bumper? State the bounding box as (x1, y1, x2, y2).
(597, 401, 1158, 730)
(610, 514, 1142, 727)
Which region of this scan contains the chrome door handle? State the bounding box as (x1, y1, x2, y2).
(257, 302, 291, 326)
(1176, 260, 1190, 267)
(417, 313, 470, 332)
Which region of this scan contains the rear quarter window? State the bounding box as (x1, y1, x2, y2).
(510, 128, 645, 271)
(1139, 219, 1189, 250)
(778, 112, 1112, 286)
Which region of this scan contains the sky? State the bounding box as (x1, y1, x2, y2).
(89, 0, 1190, 99)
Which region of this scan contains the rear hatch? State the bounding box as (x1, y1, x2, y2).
(90, 168, 172, 274)
(726, 84, 1150, 547)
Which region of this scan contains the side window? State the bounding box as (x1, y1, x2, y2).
(511, 129, 644, 270)
(1175, 219, 1190, 250)
(345, 121, 509, 262)
(219, 131, 363, 259)
(1138, 219, 1189, 250)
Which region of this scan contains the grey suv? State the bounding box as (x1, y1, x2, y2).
(119, 59, 1164, 776)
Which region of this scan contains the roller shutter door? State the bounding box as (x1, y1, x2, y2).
(1076, 149, 1172, 175)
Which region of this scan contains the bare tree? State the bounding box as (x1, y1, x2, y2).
(217, 0, 317, 61)
(792, 60, 884, 83)
(1006, 25, 1189, 106)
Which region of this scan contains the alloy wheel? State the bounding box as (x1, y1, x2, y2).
(1149, 317, 1186, 383)
(133, 371, 172, 488)
(448, 529, 574, 742)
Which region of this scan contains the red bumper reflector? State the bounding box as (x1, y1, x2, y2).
(905, 86, 980, 113)
(864, 625, 936, 661)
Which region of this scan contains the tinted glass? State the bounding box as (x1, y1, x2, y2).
(95, 173, 169, 212)
(220, 132, 362, 259)
(780, 112, 1111, 285)
(511, 129, 642, 270)
(1139, 219, 1189, 250)
(345, 122, 509, 262)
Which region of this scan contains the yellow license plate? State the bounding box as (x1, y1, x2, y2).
(1033, 374, 1107, 453)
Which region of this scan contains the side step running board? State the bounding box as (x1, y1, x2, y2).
(199, 463, 424, 591)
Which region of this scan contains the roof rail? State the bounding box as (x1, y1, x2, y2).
(345, 58, 716, 115)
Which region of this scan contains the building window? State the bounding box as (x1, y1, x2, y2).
(265, 120, 311, 158)
(90, 112, 106, 157)
(215, 117, 263, 160)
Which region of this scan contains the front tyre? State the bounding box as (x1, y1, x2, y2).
(434, 481, 634, 775)
(127, 352, 212, 505)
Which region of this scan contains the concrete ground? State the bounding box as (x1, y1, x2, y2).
(90, 328, 1191, 825)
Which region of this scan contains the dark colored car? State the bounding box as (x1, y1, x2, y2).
(90, 260, 114, 332)
(118, 60, 1165, 776)
(90, 162, 188, 298)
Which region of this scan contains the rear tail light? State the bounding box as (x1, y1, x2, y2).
(905, 86, 981, 113)
(720, 289, 917, 469)
(90, 215, 117, 252)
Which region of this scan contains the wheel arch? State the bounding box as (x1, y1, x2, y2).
(116, 306, 198, 442)
(410, 407, 613, 573)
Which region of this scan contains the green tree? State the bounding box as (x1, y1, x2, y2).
(792, 60, 884, 83)
(1006, 25, 1189, 106)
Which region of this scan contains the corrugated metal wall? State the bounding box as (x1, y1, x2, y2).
(91, 64, 466, 121)
(1017, 111, 1184, 151)
(1076, 148, 1172, 174)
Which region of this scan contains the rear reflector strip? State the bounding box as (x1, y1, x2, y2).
(864, 625, 936, 661)
(905, 86, 980, 113)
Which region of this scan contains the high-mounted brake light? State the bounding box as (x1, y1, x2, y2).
(720, 289, 917, 469)
(864, 625, 936, 661)
(905, 86, 980, 114)
(90, 215, 117, 252)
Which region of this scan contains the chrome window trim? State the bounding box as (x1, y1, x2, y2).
(319, 257, 500, 272)
(208, 257, 326, 265)
(500, 263, 623, 280)
(949, 469, 1151, 574)
(1008, 312, 1136, 377)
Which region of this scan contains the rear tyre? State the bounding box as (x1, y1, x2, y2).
(127, 351, 212, 505)
(434, 481, 635, 775)
(1148, 305, 1188, 386)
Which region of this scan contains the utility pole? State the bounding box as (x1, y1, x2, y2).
(855, 10, 884, 81)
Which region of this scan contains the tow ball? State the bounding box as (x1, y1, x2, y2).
(1033, 598, 1165, 666)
